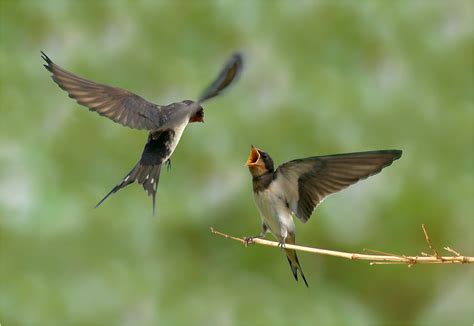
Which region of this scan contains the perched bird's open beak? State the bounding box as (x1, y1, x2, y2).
(246, 145, 260, 166)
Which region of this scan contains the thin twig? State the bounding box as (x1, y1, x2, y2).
(422, 224, 439, 257)
(210, 226, 474, 265)
(444, 247, 461, 256)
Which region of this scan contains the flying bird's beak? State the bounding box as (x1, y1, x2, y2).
(246, 145, 260, 166)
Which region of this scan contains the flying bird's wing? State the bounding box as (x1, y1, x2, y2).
(151, 52, 244, 132)
(198, 52, 243, 102)
(275, 150, 402, 223)
(41, 51, 169, 130)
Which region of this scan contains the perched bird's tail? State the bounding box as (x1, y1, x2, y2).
(285, 245, 309, 287)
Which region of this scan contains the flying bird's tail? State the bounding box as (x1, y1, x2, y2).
(284, 236, 309, 287)
(95, 161, 162, 214)
(95, 134, 166, 215)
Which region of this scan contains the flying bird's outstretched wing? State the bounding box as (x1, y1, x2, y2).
(198, 52, 243, 102)
(41, 51, 169, 130)
(152, 52, 244, 132)
(276, 150, 402, 223)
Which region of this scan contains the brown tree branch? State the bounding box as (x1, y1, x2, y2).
(210, 225, 473, 265)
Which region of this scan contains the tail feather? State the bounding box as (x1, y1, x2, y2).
(95, 162, 161, 214)
(95, 165, 137, 208)
(95, 133, 169, 214)
(285, 249, 309, 287)
(142, 164, 161, 215)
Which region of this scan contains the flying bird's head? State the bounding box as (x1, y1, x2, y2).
(182, 100, 204, 123)
(246, 145, 274, 177)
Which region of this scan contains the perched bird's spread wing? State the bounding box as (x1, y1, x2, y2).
(42, 51, 169, 130)
(198, 52, 243, 102)
(275, 150, 402, 223)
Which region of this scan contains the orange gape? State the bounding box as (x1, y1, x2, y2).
(246, 146, 260, 165)
(246, 146, 267, 176)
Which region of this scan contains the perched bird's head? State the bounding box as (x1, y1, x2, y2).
(182, 100, 204, 123)
(246, 145, 274, 177)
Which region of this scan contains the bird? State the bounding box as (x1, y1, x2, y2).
(41, 51, 243, 214)
(245, 145, 402, 287)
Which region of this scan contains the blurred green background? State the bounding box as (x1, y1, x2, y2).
(1, 1, 473, 325)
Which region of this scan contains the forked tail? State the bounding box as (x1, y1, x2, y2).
(285, 249, 309, 287)
(95, 162, 162, 214)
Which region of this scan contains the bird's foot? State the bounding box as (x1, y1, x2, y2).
(243, 237, 255, 247)
(243, 232, 266, 247)
(278, 241, 286, 249)
(166, 159, 172, 171)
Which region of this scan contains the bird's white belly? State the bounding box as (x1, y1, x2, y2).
(253, 186, 295, 241)
(166, 121, 188, 160)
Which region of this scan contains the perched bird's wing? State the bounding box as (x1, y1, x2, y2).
(198, 52, 243, 102)
(42, 51, 169, 130)
(275, 150, 402, 223)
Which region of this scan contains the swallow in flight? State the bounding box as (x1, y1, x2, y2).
(245, 145, 402, 286)
(42, 51, 243, 214)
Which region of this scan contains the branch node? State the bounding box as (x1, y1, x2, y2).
(365, 248, 408, 261)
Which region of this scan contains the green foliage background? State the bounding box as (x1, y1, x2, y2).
(1, 1, 473, 325)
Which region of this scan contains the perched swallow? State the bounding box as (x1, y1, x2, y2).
(245, 145, 402, 286)
(42, 51, 243, 214)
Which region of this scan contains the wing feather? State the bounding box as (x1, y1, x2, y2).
(198, 52, 243, 102)
(276, 150, 402, 223)
(42, 51, 167, 130)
